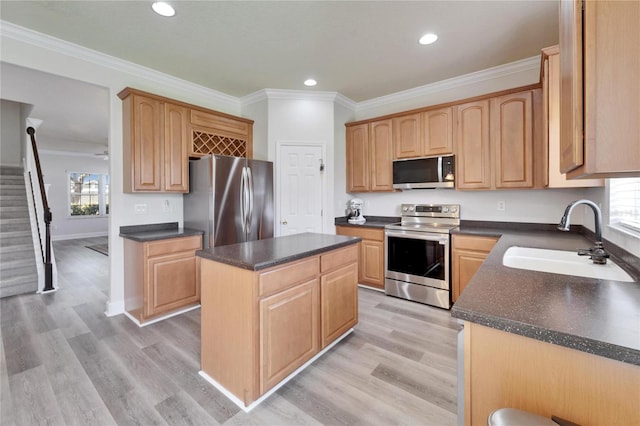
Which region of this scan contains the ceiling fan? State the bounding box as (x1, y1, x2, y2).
(93, 149, 109, 160)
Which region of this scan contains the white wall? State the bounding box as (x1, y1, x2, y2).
(1, 23, 244, 316)
(333, 101, 356, 220)
(39, 151, 110, 240)
(241, 96, 269, 160)
(0, 99, 23, 166)
(266, 94, 336, 234)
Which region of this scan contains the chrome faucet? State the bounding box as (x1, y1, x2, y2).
(558, 199, 609, 264)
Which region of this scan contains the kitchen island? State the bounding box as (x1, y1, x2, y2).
(196, 233, 360, 411)
(451, 225, 640, 426)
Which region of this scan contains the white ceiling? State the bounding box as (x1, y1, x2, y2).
(0, 0, 559, 149)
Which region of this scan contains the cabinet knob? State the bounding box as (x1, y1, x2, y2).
(281, 219, 288, 225)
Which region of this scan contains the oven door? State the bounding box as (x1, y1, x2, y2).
(385, 229, 449, 290)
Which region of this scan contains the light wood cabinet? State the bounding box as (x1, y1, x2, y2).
(346, 120, 393, 192)
(120, 92, 189, 193)
(335, 226, 385, 290)
(393, 113, 422, 159)
(455, 90, 543, 191)
(452, 234, 498, 302)
(542, 45, 603, 188)
(464, 322, 640, 426)
(119, 87, 254, 193)
(346, 123, 370, 192)
(560, 0, 640, 178)
(124, 235, 202, 323)
(259, 278, 319, 394)
(422, 107, 454, 156)
(200, 243, 358, 407)
(455, 100, 491, 190)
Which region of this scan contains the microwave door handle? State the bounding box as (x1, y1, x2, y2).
(437, 156, 443, 183)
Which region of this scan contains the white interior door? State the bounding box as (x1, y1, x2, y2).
(278, 144, 324, 236)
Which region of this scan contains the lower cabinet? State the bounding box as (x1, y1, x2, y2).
(452, 234, 498, 302)
(260, 278, 319, 394)
(200, 243, 359, 407)
(124, 235, 202, 323)
(335, 225, 385, 290)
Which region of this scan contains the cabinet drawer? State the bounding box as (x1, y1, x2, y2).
(452, 234, 498, 253)
(335, 226, 384, 242)
(321, 244, 358, 273)
(259, 257, 319, 297)
(190, 109, 250, 136)
(147, 236, 202, 257)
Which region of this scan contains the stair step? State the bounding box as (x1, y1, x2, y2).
(0, 174, 25, 183)
(0, 263, 37, 278)
(0, 206, 29, 219)
(0, 222, 31, 233)
(0, 197, 28, 207)
(0, 166, 24, 175)
(0, 231, 33, 247)
(0, 276, 38, 298)
(0, 246, 37, 261)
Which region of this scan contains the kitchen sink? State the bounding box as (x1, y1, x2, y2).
(502, 246, 634, 282)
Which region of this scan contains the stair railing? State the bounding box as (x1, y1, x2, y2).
(26, 127, 53, 292)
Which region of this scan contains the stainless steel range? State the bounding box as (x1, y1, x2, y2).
(384, 203, 460, 309)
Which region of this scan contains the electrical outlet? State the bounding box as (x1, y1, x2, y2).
(497, 200, 506, 212)
(134, 204, 147, 215)
(162, 199, 170, 212)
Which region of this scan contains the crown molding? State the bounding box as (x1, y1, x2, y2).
(240, 88, 356, 110)
(0, 20, 240, 111)
(39, 148, 108, 159)
(355, 56, 541, 113)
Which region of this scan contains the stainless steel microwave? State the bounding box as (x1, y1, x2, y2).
(392, 155, 455, 189)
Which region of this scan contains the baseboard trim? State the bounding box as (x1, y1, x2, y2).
(53, 232, 108, 241)
(123, 304, 201, 327)
(105, 300, 124, 317)
(357, 283, 385, 293)
(199, 328, 354, 412)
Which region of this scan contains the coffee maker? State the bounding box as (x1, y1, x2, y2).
(347, 198, 366, 224)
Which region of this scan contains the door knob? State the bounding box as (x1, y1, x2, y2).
(281, 219, 288, 225)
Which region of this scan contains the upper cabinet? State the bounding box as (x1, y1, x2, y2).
(542, 45, 603, 188)
(346, 119, 393, 193)
(392, 108, 453, 159)
(119, 88, 253, 193)
(455, 89, 545, 191)
(559, 0, 640, 178)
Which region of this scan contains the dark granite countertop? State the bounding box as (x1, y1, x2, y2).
(451, 224, 640, 366)
(196, 232, 361, 271)
(334, 216, 400, 229)
(119, 222, 204, 242)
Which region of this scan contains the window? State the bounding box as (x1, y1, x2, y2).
(69, 172, 109, 217)
(609, 177, 640, 234)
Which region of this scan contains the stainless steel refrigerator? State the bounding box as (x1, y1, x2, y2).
(184, 155, 274, 248)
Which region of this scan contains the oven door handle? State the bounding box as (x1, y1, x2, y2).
(385, 230, 449, 245)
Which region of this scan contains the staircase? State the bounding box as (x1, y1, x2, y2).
(0, 166, 38, 298)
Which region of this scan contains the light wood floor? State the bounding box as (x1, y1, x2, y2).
(1, 237, 461, 425)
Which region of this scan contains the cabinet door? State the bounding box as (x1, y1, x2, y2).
(491, 91, 534, 189)
(455, 100, 491, 190)
(132, 95, 163, 191)
(422, 107, 454, 156)
(346, 124, 370, 192)
(393, 113, 422, 159)
(320, 263, 358, 348)
(164, 103, 189, 192)
(559, 0, 584, 174)
(451, 235, 497, 302)
(360, 239, 384, 289)
(369, 119, 394, 191)
(259, 279, 319, 394)
(146, 251, 199, 317)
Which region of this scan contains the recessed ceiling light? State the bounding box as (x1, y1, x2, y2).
(419, 33, 438, 45)
(304, 79, 317, 87)
(152, 2, 175, 17)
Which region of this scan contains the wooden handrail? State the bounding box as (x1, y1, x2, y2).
(26, 127, 53, 292)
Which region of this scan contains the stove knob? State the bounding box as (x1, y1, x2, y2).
(408, 206, 414, 212)
(450, 206, 458, 213)
(402, 206, 408, 212)
(442, 207, 449, 213)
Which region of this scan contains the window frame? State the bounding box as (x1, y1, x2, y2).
(67, 171, 110, 218)
(607, 177, 640, 238)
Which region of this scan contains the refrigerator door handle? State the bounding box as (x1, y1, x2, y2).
(247, 166, 254, 232)
(240, 166, 247, 233)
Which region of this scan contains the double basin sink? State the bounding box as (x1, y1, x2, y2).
(503, 246, 634, 282)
